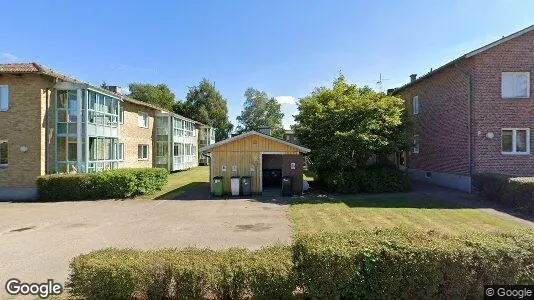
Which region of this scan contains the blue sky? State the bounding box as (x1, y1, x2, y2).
(1, 1, 533, 129)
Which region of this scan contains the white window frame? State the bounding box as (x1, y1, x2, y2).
(412, 95, 420, 115)
(501, 72, 530, 99)
(412, 135, 420, 154)
(0, 85, 9, 111)
(0, 139, 7, 168)
(501, 128, 530, 155)
(138, 144, 149, 160)
(138, 112, 149, 128)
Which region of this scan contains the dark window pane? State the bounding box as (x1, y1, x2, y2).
(68, 142, 77, 161)
(502, 130, 513, 152)
(516, 130, 528, 152)
(57, 91, 67, 108)
(0, 141, 7, 165)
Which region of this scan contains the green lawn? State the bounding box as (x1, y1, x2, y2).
(148, 166, 209, 199)
(290, 196, 530, 236)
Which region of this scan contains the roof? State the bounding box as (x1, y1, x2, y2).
(200, 131, 311, 153)
(394, 24, 534, 93)
(0, 62, 203, 125)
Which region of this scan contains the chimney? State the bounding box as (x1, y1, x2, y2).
(410, 74, 417, 82)
(259, 126, 271, 136)
(104, 86, 122, 94)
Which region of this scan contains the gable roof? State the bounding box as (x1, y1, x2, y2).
(200, 131, 311, 153)
(394, 24, 534, 93)
(0, 62, 204, 125)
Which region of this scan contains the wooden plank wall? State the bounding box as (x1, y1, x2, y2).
(210, 135, 299, 194)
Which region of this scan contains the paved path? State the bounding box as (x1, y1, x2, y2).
(0, 198, 290, 298)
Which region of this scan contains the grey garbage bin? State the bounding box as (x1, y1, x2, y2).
(282, 176, 293, 197)
(241, 176, 252, 196)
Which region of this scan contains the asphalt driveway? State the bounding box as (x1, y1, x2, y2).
(0, 198, 290, 291)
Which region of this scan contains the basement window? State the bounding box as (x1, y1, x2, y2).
(0, 140, 7, 168)
(502, 128, 530, 155)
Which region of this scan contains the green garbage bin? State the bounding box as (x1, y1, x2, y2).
(241, 176, 252, 196)
(282, 176, 293, 197)
(213, 176, 223, 197)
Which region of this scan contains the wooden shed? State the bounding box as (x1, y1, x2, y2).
(200, 131, 311, 196)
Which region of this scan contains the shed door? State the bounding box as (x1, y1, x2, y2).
(281, 154, 303, 195)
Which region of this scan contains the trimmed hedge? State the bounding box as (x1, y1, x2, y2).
(293, 228, 534, 299)
(319, 167, 410, 193)
(68, 229, 534, 299)
(37, 168, 168, 201)
(473, 173, 534, 213)
(68, 246, 295, 300)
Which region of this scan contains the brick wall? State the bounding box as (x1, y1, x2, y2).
(0, 74, 53, 187)
(396, 29, 534, 179)
(119, 100, 155, 168)
(471, 29, 534, 175)
(396, 63, 471, 177)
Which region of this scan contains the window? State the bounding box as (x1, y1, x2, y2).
(502, 72, 530, 98)
(0, 140, 7, 168)
(0, 85, 8, 111)
(412, 135, 420, 154)
(412, 95, 421, 115)
(117, 143, 124, 161)
(156, 142, 168, 157)
(138, 144, 149, 160)
(119, 106, 124, 124)
(138, 112, 149, 128)
(502, 128, 530, 154)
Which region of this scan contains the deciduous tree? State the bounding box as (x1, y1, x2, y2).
(128, 83, 175, 111)
(174, 79, 233, 141)
(236, 88, 284, 138)
(293, 75, 412, 174)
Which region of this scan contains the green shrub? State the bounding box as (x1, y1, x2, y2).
(293, 228, 534, 299)
(36, 174, 90, 201)
(473, 173, 534, 213)
(68, 246, 295, 300)
(68, 230, 534, 299)
(37, 168, 169, 201)
(319, 167, 410, 193)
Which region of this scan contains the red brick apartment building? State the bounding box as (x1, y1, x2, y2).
(393, 25, 534, 192)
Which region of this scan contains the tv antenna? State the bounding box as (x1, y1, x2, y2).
(376, 73, 389, 92)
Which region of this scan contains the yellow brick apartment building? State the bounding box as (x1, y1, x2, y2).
(0, 63, 214, 199)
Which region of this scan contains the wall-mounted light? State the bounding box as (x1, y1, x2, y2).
(20, 145, 28, 153)
(486, 132, 495, 139)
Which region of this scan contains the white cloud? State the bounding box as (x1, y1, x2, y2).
(0, 52, 19, 62)
(275, 95, 296, 104)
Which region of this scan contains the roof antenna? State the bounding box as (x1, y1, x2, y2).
(376, 73, 389, 92)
